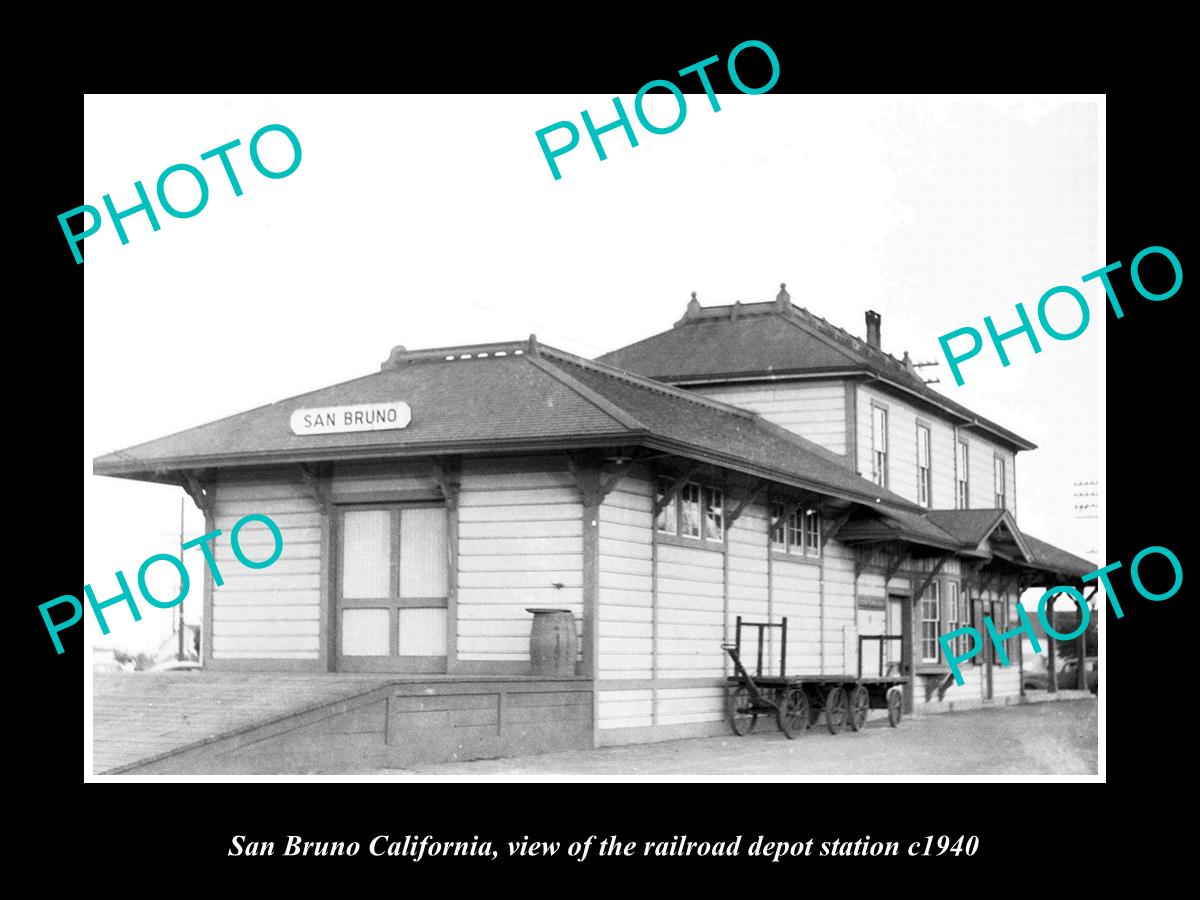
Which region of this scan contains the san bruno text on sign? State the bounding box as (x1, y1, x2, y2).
(938, 245, 1183, 386)
(58, 123, 302, 265)
(535, 39, 780, 181)
(938, 544, 1182, 685)
(40, 513, 284, 654)
(290, 401, 412, 435)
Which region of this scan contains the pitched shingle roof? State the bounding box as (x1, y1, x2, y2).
(835, 507, 962, 551)
(924, 509, 1009, 544)
(1022, 533, 1096, 580)
(597, 291, 1036, 451)
(93, 339, 923, 513)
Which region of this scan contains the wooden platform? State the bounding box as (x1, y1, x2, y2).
(93, 673, 593, 775)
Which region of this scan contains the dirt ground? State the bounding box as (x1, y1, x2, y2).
(386, 699, 1098, 777)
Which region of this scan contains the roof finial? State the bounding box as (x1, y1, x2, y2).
(528, 333, 540, 356)
(776, 282, 791, 311)
(685, 291, 701, 319)
(380, 345, 408, 371)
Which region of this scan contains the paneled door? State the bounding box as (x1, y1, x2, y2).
(335, 504, 449, 672)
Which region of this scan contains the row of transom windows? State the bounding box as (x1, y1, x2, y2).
(653, 479, 822, 558)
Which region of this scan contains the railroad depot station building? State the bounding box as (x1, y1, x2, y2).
(93, 286, 1094, 774)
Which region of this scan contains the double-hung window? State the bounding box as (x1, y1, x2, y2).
(917, 424, 932, 508)
(994, 455, 1007, 510)
(871, 405, 889, 488)
(956, 440, 970, 508)
(921, 581, 942, 663)
(947, 581, 964, 656)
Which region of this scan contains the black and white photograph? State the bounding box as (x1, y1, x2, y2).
(77, 90, 1113, 781)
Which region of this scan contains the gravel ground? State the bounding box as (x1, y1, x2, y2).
(385, 699, 1098, 776)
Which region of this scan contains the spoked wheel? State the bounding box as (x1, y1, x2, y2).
(825, 686, 849, 734)
(848, 684, 870, 732)
(887, 687, 903, 727)
(777, 687, 811, 739)
(727, 685, 759, 736)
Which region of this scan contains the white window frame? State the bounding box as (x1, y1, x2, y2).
(956, 440, 970, 509)
(916, 423, 932, 508)
(871, 404, 889, 488)
(803, 509, 821, 557)
(921, 581, 942, 663)
(770, 501, 787, 551)
(657, 477, 724, 546)
(655, 476, 677, 535)
(769, 501, 821, 559)
(703, 486, 724, 542)
(948, 581, 964, 656)
(994, 454, 1007, 510)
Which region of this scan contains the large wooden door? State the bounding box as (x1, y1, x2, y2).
(335, 504, 449, 673)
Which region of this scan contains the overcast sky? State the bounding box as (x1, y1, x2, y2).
(83, 94, 1102, 654)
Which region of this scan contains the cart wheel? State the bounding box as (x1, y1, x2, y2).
(777, 687, 810, 739)
(887, 687, 903, 727)
(727, 685, 758, 736)
(825, 686, 848, 734)
(848, 684, 870, 732)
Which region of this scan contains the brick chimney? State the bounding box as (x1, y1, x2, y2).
(865, 310, 881, 349)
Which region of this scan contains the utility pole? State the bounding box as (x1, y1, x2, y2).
(178, 495, 186, 660)
(1072, 480, 1098, 557)
(1071, 480, 1099, 688)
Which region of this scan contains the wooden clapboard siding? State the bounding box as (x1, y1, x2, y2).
(597, 472, 653, 697)
(992, 665, 1021, 698)
(771, 556, 821, 675)
(654, 685, 724, 726)
(598, 688, 653, 729)
(696, 382, 847, 456)
(857, 384, 957, 509)
(211, 476, 322, 660)
(728, 499, 770, 630)
(822, 536, 857, 674)
(964, 433, 1018, 516)
(331, 461, 439, 500)
(455, 460, 583, 662)
(655, 542, 724, 681)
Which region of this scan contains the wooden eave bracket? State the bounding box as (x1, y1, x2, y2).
(884, 551, 910, 584)
(432, 460, 462, 508)
(726, 480, 768, 527)
(298, 463, 331, 507)
(824, 509, 854, 543)
(912, 553, 952, 600)
(769, 496, 809, 533)
(650, 460, 702, 515)
(181, 470, 213, 517)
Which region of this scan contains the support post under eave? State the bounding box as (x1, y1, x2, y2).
(1077, 584, 1096, 690)
(432, 461, 462, 673)
(298, 464, 335, 671)
(565, 455, 630, 750)
(178, 470, 215, 666)
(1047, 615, 1058, 693)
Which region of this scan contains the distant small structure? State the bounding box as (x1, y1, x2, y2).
(155, 624, 201, 665)
(92, 646, 124, 673)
